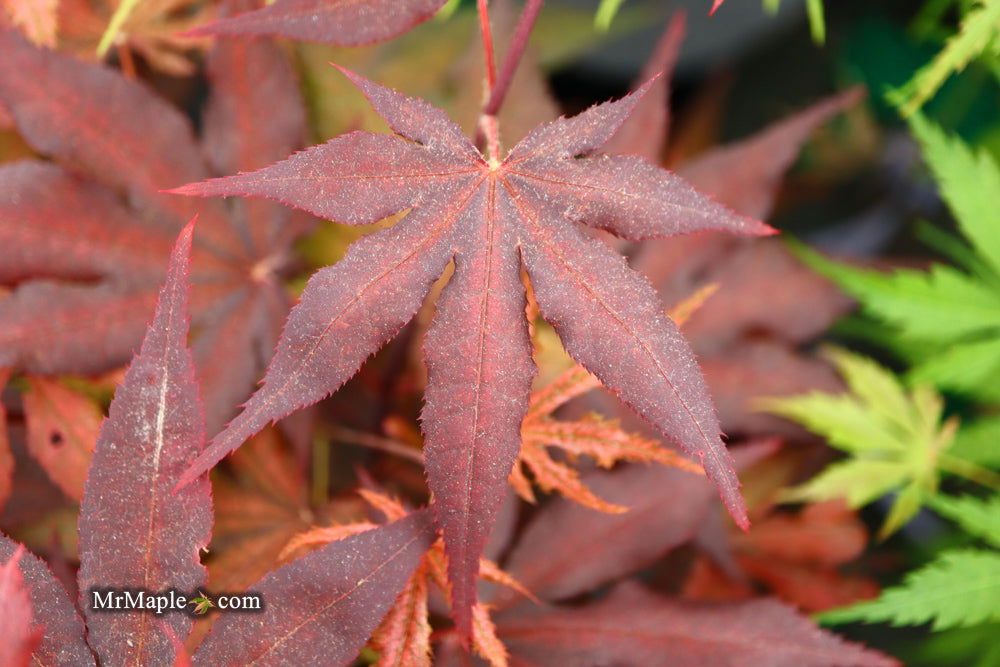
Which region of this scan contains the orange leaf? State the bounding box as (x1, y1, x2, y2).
(471, 602, 508, 667)
(279, 523, 379, 562)
(3, 0, 58, 46)
(478, 558, 538, 605)
(518, 443, 628, 514)
(21, 376, 99, 501)
(358, 488, 408, 522)
(371, 564, 432, 667)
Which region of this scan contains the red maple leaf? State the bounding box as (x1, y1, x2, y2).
(172, 66, 773, 633)
(75, 221, 212, 663)
(0, 24, 312, 434)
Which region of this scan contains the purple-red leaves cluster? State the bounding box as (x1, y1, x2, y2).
(0, 1, 895, 663)
(0, 21, 310, 434)
(1, 225, 439, 666)
(173, 66, 772, 633)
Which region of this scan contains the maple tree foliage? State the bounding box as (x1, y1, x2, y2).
(172, 65, 772, 633)
(684, 500, 881, 613)
(511, 285, 711, 512)
(21, 377, 100, 502)
(0, 369, 12, 510)
(0, 224, 439, 667)
(0, 20, 311, 434)
(0, 0, 937, 663)
(194, 509, 436, 665)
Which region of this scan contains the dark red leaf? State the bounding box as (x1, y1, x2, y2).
(495, 442, 774, 607)
(187, 0, 450, 46)
(200, 12, 310, 254)
(0, 27, 230, 247)
(0, 162, 176, 284)
(173, 69, 770, 632)
(682, 240, 853, 350)
(678, 87, 865, 221)
(0, 25, 311, 434)
(495, 581, 897, 666)
(76, 222, 213, 665)
(0, 545, 42, 667)
(192, 509, 436, 666)
(0, 535, 94, 666)
(698, 341, 844, 438)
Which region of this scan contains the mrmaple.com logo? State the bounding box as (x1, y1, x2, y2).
(89, 589, 263, 615)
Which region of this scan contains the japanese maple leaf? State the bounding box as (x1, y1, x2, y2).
(173, 66, 772, 633)
(0, 23, 310, 434)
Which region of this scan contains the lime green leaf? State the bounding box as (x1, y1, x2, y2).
(435, 0, 462, 21)
(880, 483, 927, 539)
(594, 0, 626, 30)
(757, 392, 907, 456)
(909, 337, 1000, 401)
(780, 459, 909, 508)
(824, 347, 913, 425)
(760, 349, 967, 536)
(930, 494, 1000, 547)
(821, 549, 1000, 630)
(96, 0, 143, 57)
(898, 0, 1000, 116)
(908, 112, 1000, 275)
(951, 416, 1000, 467)
(791, 243, 1000, 342)
(806, 0, 826, 44)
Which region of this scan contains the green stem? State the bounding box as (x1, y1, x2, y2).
(939, 453, 1000, 490)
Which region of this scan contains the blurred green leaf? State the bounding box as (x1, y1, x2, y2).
(929, 494, 1000, 547)
(898, 0, 1000, 116)
(821, 549, 1000, 630)
(951, 415, 1000, 466)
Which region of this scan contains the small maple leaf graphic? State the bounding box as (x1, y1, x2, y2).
(172, 67, 773, 633)
(189, 592, 215, 616)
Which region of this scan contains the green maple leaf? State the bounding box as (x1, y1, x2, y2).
(758, 348, 999, 538)
(792, 113, 1000, 406)
(897, 0, 1000, 116)
(821, 549, 1000, 630)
